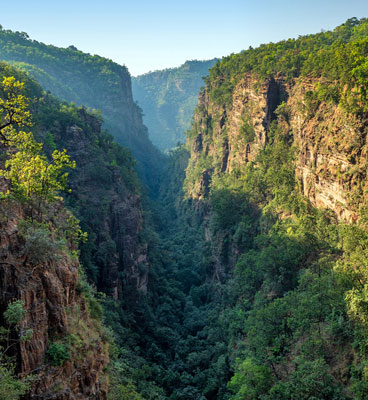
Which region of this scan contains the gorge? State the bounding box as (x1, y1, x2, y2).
(1, 16, 368, 400)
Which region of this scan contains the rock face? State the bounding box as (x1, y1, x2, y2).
(0, 197, 108, 399)
(186, 73, 368, 222)
(287, 78, 365, 222)
(39, 108, 150, 298)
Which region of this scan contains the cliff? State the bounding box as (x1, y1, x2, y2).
(180, 17, 368, 399)
(187, 74, 368, 222)
(44, 108, 150, 297)
(0, 63, 153, 397)
(185, 19, 368, 223)
(8, 68, 151, 300)
(0, 185, 109, 399)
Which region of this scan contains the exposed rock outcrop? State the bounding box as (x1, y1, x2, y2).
(186, 73, 368, 222)
(0, 197, 108, 399)
(39, 108, 150, 298)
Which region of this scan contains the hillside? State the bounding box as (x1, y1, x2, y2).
(0, 64, 110, 398)
(0, 26, 163, 185)
(183, 16, 368, 399)
(132, 59, 217, 151)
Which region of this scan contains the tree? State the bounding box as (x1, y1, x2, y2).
(0, 76, 32, 147)
(228, 358, 272, 400)
(0, 363, 30, 400)
(2, 147, 75, 202)
(0, 76, 75, 204)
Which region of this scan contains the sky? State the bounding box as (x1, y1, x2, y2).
(1, 0, 368, 76)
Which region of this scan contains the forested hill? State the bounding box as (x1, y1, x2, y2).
(0, 25, 163, 185)
(132, 59, 217, 151)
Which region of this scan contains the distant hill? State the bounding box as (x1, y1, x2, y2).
(132, 59, 218, 151)
(0, 26, 163, 185)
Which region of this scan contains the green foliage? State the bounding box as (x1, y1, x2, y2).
(238, 115, 255, 143)
(350, 361, 368, 400)
(1, 299, 33, 350)
(76, 269, 104, 320)
(0, 76, 31, 142)
(3, 300, 26, 327)
(18, 219, 67, 264)
(228, 358, 272, 400)
(211, 189, 249, 230)
(202, 17, 368, 115)
(265, 358, 348, 400)
(2, 147, 75, 202)
(46, 342, 70, 366)
(0, 76, 75, 205)
(0, 300, 33, 399)
(108, 382, 144, 400)
(0, 362, 31, 400)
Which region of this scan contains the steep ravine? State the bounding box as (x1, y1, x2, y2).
(2, 16, 368, 400)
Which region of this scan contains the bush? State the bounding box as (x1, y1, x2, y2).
(19, 220, 65, 265)
(46, 342, 70, 366)
(3, 300, 26, 327)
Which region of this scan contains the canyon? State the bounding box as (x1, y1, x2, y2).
(1, 17, 368, 400)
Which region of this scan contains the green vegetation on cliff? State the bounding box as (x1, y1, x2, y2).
(206, 17, 368, 112)
(182, 16, 368, 400)
(0, 68, 110, 397)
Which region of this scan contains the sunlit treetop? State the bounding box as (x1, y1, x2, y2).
(0, 76, 75, 203)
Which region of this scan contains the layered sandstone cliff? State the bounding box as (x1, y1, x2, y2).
(186, 73, 368, 222)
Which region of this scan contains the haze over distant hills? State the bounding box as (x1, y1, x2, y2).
(132, 59, 218, 151)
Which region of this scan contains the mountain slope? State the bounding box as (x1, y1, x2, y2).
(0, 63, 109, 399)
(0, 26, 163, 185)
(132, 59, 218, 151)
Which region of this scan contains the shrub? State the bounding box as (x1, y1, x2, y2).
(46, 342, 70, 366)
(3, 300, 26, 327)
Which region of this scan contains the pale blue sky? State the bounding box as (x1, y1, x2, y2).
(1, 0, 368, 75)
